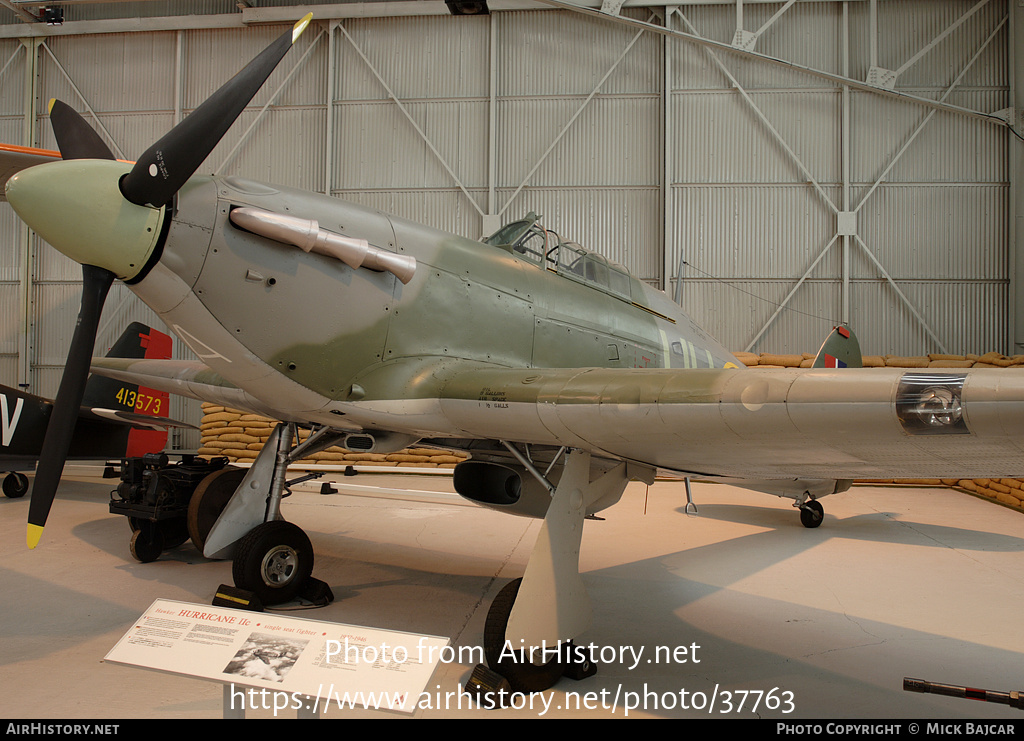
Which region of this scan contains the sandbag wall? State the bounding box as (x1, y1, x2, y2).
(733, 350, 1024, 513)
(731, 351, 1024, 370)
(198, 404, 466, 468)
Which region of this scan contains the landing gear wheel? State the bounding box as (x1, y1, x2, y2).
(3, 472, 28, 498)
(130, 522, 164, 563)
(483, 578, 566, 693)
(800, 499, 824, 528)
(187, 466, 245, 552)
(232, 520, 314, 605)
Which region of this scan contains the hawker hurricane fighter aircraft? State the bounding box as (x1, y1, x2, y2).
(8, 15, 1024, 693)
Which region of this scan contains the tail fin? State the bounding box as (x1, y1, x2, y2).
(83, 322, 173, 456)
(812, 325, 862, 369)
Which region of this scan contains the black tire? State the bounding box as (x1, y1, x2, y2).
(232, 520, 314, 605)
(130, 523, 164, 563)
(800, 499, 824, 528)
(3, 472, 28, 498)
(188, 466, 246, 552)
(161, 518, 191, 549)
(483, 578, 566, 693)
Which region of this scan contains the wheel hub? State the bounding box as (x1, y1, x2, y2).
(261, 544, 298, 586)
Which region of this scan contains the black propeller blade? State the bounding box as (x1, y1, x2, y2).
(24, 14, 312, 548)
(26, 103, 116, 547)
(48, 100, 115, 161)
(120, 14, 311, 208)
(27, 264, 114, 548)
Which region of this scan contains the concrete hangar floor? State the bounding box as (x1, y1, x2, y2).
(2, 464, 1023, 720)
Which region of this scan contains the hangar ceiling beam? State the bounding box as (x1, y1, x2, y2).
(654, 0, 1006, 354)
(841, 16, 1004, 355)
(0, 13, 244, 37)
(535, 0, 1011, 128)
(731, 0, 798, 51)
(854, 18, 1006, 216)
(865, 0, 991, 88)
(673, 6, 848, 352)
(0, 0, 35, 24)
(674, 8, 837, 215)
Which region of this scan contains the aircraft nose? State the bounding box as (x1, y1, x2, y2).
(6, 159, 165, 281)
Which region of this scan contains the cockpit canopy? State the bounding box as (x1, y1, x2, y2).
(484, 212, 632, 300)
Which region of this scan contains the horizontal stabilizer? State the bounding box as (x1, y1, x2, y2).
(81, 408, 197, 430)
(89, 357, 271, 419)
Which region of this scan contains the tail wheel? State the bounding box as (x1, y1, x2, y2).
(800, 499, 824, 528)
(232, 520, 314, 605)
(483, 578, 566, 693)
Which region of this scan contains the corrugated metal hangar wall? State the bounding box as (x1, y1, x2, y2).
(0, 0, 1015, 449)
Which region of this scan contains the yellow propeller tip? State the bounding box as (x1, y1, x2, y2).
(47, 98, 56, 114)
(293, 13, 313, 43)
(27, 523, 43, 549)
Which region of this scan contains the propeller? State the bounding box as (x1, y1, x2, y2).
(27, 265, 114, 548)
(48, 99, 115, 161)
(121, 14, 311, 208)
(17, 13, 313, 549)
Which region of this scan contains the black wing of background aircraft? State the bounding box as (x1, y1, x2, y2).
(0, 322, 189, 497)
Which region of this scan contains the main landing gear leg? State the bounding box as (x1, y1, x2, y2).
(484, 449, 650, 693)
(202, 422, 346, 605)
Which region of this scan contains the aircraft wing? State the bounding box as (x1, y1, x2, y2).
(435, 365, 1024, 482)
(92, 356, 1024, 482)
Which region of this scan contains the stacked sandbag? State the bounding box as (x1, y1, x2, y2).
(750, 353, 807, 369)
(734, 350, 1024, 370)
(954, 479, 1024, 510)
(198, 403, 468, 468)
(731, 349, 1024, 513)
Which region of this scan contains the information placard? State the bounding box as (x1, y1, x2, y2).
(104, 599, 449, 715)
